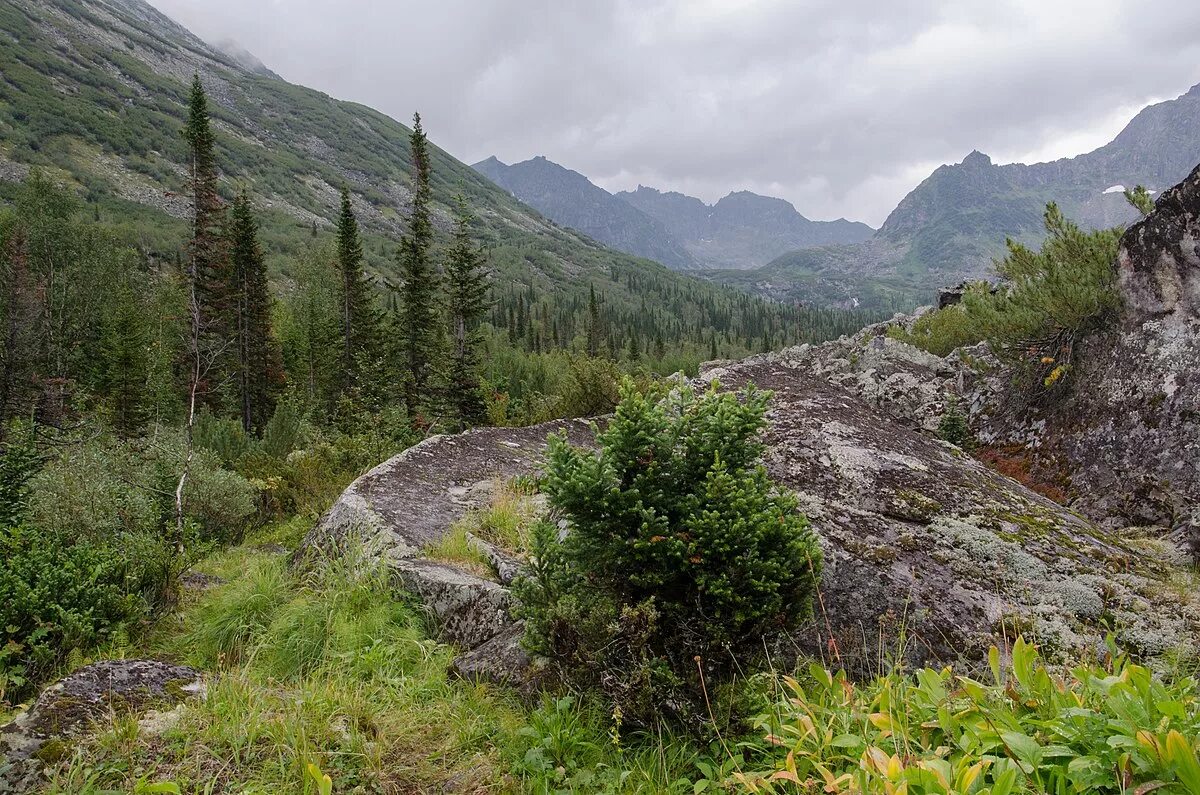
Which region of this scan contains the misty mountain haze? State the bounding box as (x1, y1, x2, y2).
(147, 0, 1200, 227)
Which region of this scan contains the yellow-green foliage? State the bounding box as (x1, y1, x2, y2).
(888, 295, 990, 357)
(736, 637, 1200, 794)
(891, 204, 1123, 360)
(423, 521, 491, 574)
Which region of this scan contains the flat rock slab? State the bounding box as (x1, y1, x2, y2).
(0, 659, 204, 792)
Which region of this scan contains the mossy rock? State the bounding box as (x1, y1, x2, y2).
(0, 660, 204, 793)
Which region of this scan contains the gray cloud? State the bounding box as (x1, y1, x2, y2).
(151, 0, 1200, 226)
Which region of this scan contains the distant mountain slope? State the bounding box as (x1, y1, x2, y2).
(473, 155, 697, 269)
(706, 82, 1200, 309)
(618, 185, 874, 269)
(0, 0, 811, 348)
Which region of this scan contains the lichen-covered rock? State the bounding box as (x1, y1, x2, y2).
(701, 357, 1199, 674)
(296, 421, 594, 683)
(1117, 162, 1200, 324)
(1029, 164, 1200, 527)
(0, 660, 204, 792)
(450, 623, 532, 687)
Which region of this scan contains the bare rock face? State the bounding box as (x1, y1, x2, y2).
(1117, 162, 1200, 325)
(296, 421, 594, 682)
(1038, 164, 1200, 528)
(0, 660, 204, 792)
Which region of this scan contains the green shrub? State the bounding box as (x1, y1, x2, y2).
(0, 424, 40, 527)
(193, 412, 252, 467)
(0, 524, 174, 703)
(260, 397, 303, 460)
(936, 399, 972, 448)
(29, 433, 257, 545)
(515, 379, 822, 725)
(558, 355, 623, 417)
(736, 637, 1200, 794)
(887, 297, 988, 357)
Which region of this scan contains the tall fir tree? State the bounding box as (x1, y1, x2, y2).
(443, 199, 490, 429)
(229, 190, 281, 433)
(586, 284, 604, 358)
(335, 186, 378, 399)
(627, 325, 641, 362)
(98, 273, 149, 436)
(279, 242, 340, 414)
(182, 74, 231, 406)
(396, 112, 441, 419)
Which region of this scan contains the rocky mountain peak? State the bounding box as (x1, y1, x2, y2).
(961, 149, 993, 168)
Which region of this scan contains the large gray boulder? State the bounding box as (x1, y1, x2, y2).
(0, 660, 204, 792)
(296, 421, 594, 682)
(697, 356, 1197, 672)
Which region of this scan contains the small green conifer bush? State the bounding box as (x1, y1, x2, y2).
(515, 379, 822, 725)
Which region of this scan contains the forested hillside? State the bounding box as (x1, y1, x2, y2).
(0, 0, 875, 387)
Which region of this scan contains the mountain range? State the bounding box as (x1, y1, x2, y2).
(711, 84, 1200, 309)
(476, 83, 1200, 310)
(473, 155, 874, 270)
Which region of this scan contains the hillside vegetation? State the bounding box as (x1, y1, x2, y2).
(0, 0, 874, 377)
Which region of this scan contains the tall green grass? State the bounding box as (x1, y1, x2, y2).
(44, 543, 711, 793)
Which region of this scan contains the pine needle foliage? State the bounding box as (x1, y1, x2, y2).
(891, 202, 1123, 391)
(228, 190, 281, 433)
(334, 187, 379, 400)
(443, 198, 490, 429)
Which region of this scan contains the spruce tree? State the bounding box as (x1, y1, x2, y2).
(98, 274, 149, 436)
(229, 190, 281, 433)
(586, 285, 604, 358)
(279, 243, 340, 414)
(335, 186, 378, 398)
(182, 74, 231, 407)
(444, 199, 490, 429)
(396, 113, 441, 419)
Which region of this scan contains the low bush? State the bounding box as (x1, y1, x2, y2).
(29, 432, 257, 545)
(515, 379, 822, 727)
(891, 203, 1124, 395)
(736, 637, 1200, 794)
(0, 524, 175, 703)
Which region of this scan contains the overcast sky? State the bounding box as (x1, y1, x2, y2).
(150, 0, 1200, 228)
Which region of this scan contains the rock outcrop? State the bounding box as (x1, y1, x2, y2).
(301, 342, 1198, 681)
(996, 163, 1200, 529)
(0, 660, 204, 792)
